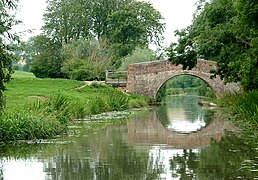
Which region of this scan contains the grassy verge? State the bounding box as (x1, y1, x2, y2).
(0, 71, 149, 143)
(220, 91, 258, 147)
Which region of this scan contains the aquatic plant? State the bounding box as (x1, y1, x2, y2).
(108, 91, 129, 111)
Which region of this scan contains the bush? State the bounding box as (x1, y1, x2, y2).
(30, 48, 65, 78)
(61, 38, 113, 81)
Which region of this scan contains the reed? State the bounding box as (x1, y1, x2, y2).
(0, 110, 65, 143)
(221, 91, 258, 146)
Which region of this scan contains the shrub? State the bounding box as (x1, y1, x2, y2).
(90, 96, 111, 114)
(61, 38, 113, 81)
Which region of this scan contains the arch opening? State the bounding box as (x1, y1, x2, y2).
(156, 75, 215, 102)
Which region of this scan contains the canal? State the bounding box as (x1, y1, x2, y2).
(0, 95, 257, 179)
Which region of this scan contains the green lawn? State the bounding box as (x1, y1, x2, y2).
(5, 71, 149, 112)
(12, 70, 36, 79)
(6, 72, 82, 108)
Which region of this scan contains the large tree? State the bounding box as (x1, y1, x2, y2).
(168, 0, 258, 90)
(106, 1, 164, 57)
(0, 0, 20, 110)
(43, 0, 164, 56)
(43, 0, 93, 44)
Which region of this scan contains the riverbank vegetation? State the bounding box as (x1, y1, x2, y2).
(0, 71, 149, 143)
(221, 91, 258, 147)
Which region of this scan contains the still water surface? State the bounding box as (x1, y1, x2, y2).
(0, 95, 257, 180)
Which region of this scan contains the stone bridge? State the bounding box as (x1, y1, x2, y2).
(127, 109, 236, 149)
(126, 60, 240, 98)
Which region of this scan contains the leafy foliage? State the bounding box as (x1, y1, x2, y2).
(118, 47, 156, 70)
(0, 0, 20, 110)
(61, 38, 113, 80)
(221, 91, 258, 147)
(168, 0, 258, 91)
(43, 0, 92, 43)
(30, 35, 65, 78)
(43, 0, 164, 57)
(106, 1, 165, 57)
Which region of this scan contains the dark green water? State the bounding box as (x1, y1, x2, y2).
(0, 95, 257, 180)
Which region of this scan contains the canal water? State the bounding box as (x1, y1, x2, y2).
(0, 95, 257, 180)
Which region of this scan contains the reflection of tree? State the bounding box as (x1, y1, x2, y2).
(156, 105, 170, 127)
(168, 133, 257, 179)
(0, 143, 53, 159)
(197, 133, 257, 180)
(157, 95, 213, 127)
(170, 149, 199, 179)
(44, 127, 165, 179)
(166, 96, 203, 122)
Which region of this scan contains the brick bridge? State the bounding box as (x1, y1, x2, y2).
(126, 60, 240, 98)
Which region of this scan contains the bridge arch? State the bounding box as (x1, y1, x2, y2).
(156, 73, 216, 99)
(126, 60, 240, 98)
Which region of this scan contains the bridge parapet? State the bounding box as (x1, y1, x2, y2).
(128, 60, 217, 75)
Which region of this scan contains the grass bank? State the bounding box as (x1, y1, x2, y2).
(220, 91, 258, 147)
(0, 71, 150, 143)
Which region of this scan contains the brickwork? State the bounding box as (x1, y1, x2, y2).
(126, 60, 241, 98)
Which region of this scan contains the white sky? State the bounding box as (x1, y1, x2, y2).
(14, 0, 197, 47)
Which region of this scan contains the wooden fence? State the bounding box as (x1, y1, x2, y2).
(105, 70, 127, 87)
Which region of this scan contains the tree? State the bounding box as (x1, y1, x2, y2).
(39, 0, 164, 78)
(43, 0, 164, 57)
(90, 0, 130, 40)
(43, 0, 93, 44)
(30, 35, 65, 78)
(168, 0, 258, 90)
(0, 0, 20, 110)
(106, 1, 165, 57)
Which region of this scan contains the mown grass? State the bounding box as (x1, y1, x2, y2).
(11, 70, 36, 79)
(221, 91, 258, 147)
(0, 71, 149, 143)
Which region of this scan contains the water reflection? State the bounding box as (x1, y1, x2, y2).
(0, 96, 257, 179)
(157, 95, 213, 133)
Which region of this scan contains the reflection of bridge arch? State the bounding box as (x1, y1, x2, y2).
(127, 109, 236, 149)
(126, 60, 240, 98)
